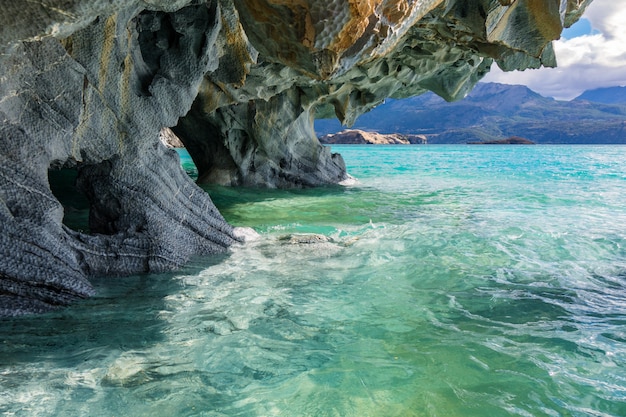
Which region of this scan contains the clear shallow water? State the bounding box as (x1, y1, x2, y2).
(2, 145, 626, 416)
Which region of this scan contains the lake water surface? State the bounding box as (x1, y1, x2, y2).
(2, 145, 625, 416)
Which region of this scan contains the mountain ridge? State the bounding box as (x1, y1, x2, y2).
(575, 86, 626, 104)
(316, 83, 626, 144)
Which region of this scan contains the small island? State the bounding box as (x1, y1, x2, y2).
(468, 136, 535, 145)
(319, 129, 427, 145)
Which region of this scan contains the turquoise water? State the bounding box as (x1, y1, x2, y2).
(2, 145, 626, 416)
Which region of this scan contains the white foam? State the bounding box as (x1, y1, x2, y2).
(339, 174, 359, 186)
(232, 226, 261, 242)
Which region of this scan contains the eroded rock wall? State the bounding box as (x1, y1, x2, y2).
(175, 0, 593, 187)
(0, 2, 238, 315)
(0, 0, 593, 315)
(175, 87, 348, 187)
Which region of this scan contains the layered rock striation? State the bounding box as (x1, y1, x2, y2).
(0, 0, 592, 315)
(0, 3, 238, 315)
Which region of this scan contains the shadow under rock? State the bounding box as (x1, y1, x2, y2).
(0, 253, 229, 369)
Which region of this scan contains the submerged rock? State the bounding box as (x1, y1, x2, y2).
(0, 0, 593, 315)
(280, 234, 330, 245)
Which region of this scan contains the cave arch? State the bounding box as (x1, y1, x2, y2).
(47, 167, 91, 233)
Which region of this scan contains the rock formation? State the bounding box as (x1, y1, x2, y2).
(0, 0, 593, 315)
(319, 129, 427, 145)
(160, 128, 186, 148)
(0, 3, 238, 315)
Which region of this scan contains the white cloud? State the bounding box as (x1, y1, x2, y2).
(482, 0, 626, 100)
(583, 0, 626, 40)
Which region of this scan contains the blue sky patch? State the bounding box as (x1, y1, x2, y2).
(561, 18, 600, 39)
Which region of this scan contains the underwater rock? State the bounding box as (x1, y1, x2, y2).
(0, 0, 593, 315)
(280, 234, 331, 245)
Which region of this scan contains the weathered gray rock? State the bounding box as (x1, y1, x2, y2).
(280, 234, 330, 245)
(0, 0, 593, 315)
(173, 0, 593, 187)
(175, 87, 348, 187)
(0, 2, 238, 315)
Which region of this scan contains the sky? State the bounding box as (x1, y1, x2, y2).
(482, 0, 626, 100)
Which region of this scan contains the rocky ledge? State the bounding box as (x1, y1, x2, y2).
(0, 0, 592, 315)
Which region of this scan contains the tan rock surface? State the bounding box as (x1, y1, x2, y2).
(319, 129, 428, 145)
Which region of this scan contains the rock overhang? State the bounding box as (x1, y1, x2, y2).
(0, 0, 594, 315)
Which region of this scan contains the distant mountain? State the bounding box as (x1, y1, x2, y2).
(575, 86, 626, 104)
(315, 83, 626, 144)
